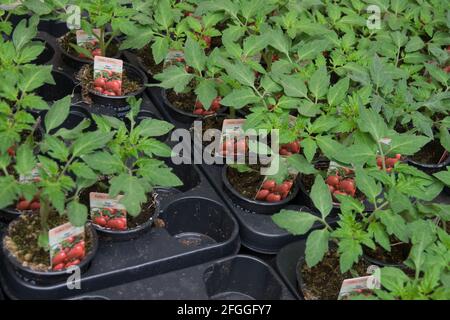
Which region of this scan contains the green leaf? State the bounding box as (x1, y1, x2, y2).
(267, 27, 291, 56)
(357, 107, 388, 143)
(276, 74, 308, 99)
(439, 127, 450, 152)
(425, 63, 448, 86)
(19, 64, 54, 93)
(387, 134, 431, 155)
(339, 143, 376, 166)
(12, 18, 37, 52)
(286, 154, 317, 175)
(20, 94, 48, 110)
(368, 222, 391, 252)
(119, 26, 154, 50)
(327, 77, 349, 107)
(71, 131, 114, 157)
(184, 37, 206, 72)
(69, 162, 97, 180)
(355, 167, 382, 203)
(222, 60, 255, 87)
(221, 88, 259, 109)
(42, 135, 69, 162)
(151, 37, 169, 64)
(109, 174, 147, 217)
(272, 209, 318, 235)
(67, 201, 88, 227)
(308, 66, 330, 100)
(142, 167, 183, 188)
(138, 119, 174, 137)
(305, 229, 330, 267)
(141, 139, 173, 157)
(434, 169, 450, 186)
(405, 36, 425, 52)
(195, 79, 217, 110)
(0, 176, 20, 209)
(316, 136, 345, 161)
(297, 39, 329, 61)
(44, 96, 71, 134)
(82, 152, 123, 175)
(310, 175, 333, 219)
(153, 66, 194, 93)
(301, 138, 317, 163)
(14, 143, 36, 176)
(377, 210, 409, 243)
(338, 239, 363, 273)
(243, 34, 269, 57)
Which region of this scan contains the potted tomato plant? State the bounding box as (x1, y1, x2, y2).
(0, 96, 116, 283)
(81, 97, 182, 241)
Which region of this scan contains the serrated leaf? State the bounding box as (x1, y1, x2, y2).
(272, 209, 317, 235)
(327, 77, 349, 106)
(310, 175, 333, 219)
(44, 96, 71, 134)
(221, 88, 259, 109)
(184, 37, 206, 72)
(305, 229, 330, 267)
(195, 79, 217, 110)
(67, 201, 88, 227)
(138, 118, 174, 137)
(309, 66, 330, 100)
(82, 152, 123, 175)
(286, 154, 317, 175)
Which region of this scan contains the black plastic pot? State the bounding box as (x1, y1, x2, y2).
(68, 255, 295, 300)
(275, 240, 305, 299)
(40, 105, 96, 134)
(92, 198, 160, 242)
(2, 218, 98, 285)
(36, 70, 77, 102)
(58, 34, 122, 71)
(135, 52, 160, 84)
(88, 63, 148, 113)
(33, 36, 56, 65)
(9, 15, 69, 38)
(0, 207, 21, 224)
(221, 165, 301, 215)
(407, 154, 450, 175)
(159, 88, 227, 124)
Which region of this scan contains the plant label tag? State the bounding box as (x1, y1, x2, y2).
(164, 49, 185, 68)
(19, 164, 41, 183)
(93, 56, 123, 96)
(76, 29, 101, 47)
(90, 192, 127, 231)
(327, 161, 354, 177)
(218, 119, 247, 157)
(338, 275, 381, 300)
(379, 137, 392, 146)
(49, 222, 85, 270)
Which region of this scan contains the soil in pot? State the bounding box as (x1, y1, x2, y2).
(77, 64, 141, 102)
(58, 32, 119, 60)
(299, 250, 371, 300)
(79, 180, 156, 230)
(409, 139, 448, 165)
(364, 238, 411, 266)
(167, 89, 198, 114)
(3, 213, 94, 272)
(137, 47, 164, 77)
(226, 165, 266, 200)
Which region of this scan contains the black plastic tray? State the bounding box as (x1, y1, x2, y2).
(0, 33, 240, 300)
(69, 255, 295, 300)
(275, 240, 306, 300)
(124, 50, 339, 254)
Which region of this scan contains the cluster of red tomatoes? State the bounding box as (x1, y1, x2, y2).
(93, 72, 122, 96)
(326, 172, 357, 200)
(194, 97, 222, 116)
(78, 41, 102, 59)
(377, 154, 401, 173)
(279, 140, 301, 156)
(92, 208, 127, 231)
(182, 12, 212, 48)
(219, 138, 248, 156)
(256, 179, 294, 203)
(52, 237, 86, 271)
(16, 195, 41, 211)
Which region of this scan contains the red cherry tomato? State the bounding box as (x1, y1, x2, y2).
(290, 141, 301, 154)
(30, 202, 40, 211)
(279, 148, 292, 156)
(195, 100, 203, 109)
(107, 218, 127, 231)
(52, 263, 65, 271)
(386, 158, 399, 168)
(16, 200, 31, 211)
(256, 189, 270, 201)
(105, 81, 120, 92)
(266, 193, 282, 203)
(67, 245, 85, 260)
(65, 259, 81, 269)
(275, 183, 290, 194)
(7, 147, 15, 157)
(339, 179, 356, 194)
(262, 180, 276, 191)
(52, 251, 67, 266)
(94, 216, 107, 227)
(94, 77, 106, 88)
(333, 190, 347, 198)
(326, 176, 340, 187)
(328, 184, 335, 193)
(395, 154, 402, 160)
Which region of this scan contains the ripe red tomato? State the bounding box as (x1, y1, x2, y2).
(275, 183, 290, 194)
(395, 154, 401, 160)
(16, 200, 31, 211)
(107, 218, 127, 231)
(94, 77, 106, 88)
(67, 245, 85, 260)
(65, 259, 81, 269)
(333, 190, 347, 198)
(105, 81, 120, 92)
(195, 100, 203, 109)
(279, 148, 292, 156)
(52, 251, 67, 266)
(175, 57, 185, 63)
(266, 193, 282, 203)
(376, 157, 383, 167)
(53, 263, 65, 271)
(94, 216, 107, 227)
(328, 184, 335, 193)
(7, 147, 15, 157)
(326, 175, 340, 187)
(339, 179, 356, 194)
(30, 202, 40, 211)
(203, 35, 212, 47)
(262, 180, 276, 191)
(203, 110, 215, 116)
(386, 158, 398, 168)
(272, 54, 279, 62)
(290, 141, 301, 154)
(256, 189, 270, 201)
(193, 108, 204, 115)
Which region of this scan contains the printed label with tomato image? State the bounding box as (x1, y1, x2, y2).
(19, 164, 41, 183)
(90, 192, 128, 231)
(164, 49, 185, 69)
(217, 119, 248, 157)
(338, 275, 380, 300)
(254, 172, 297, 203)
(93, 56, 123, 96)
(49, 223, 86, 271)
(326, 161, 357, 202)
(76, 29, 102, 58)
